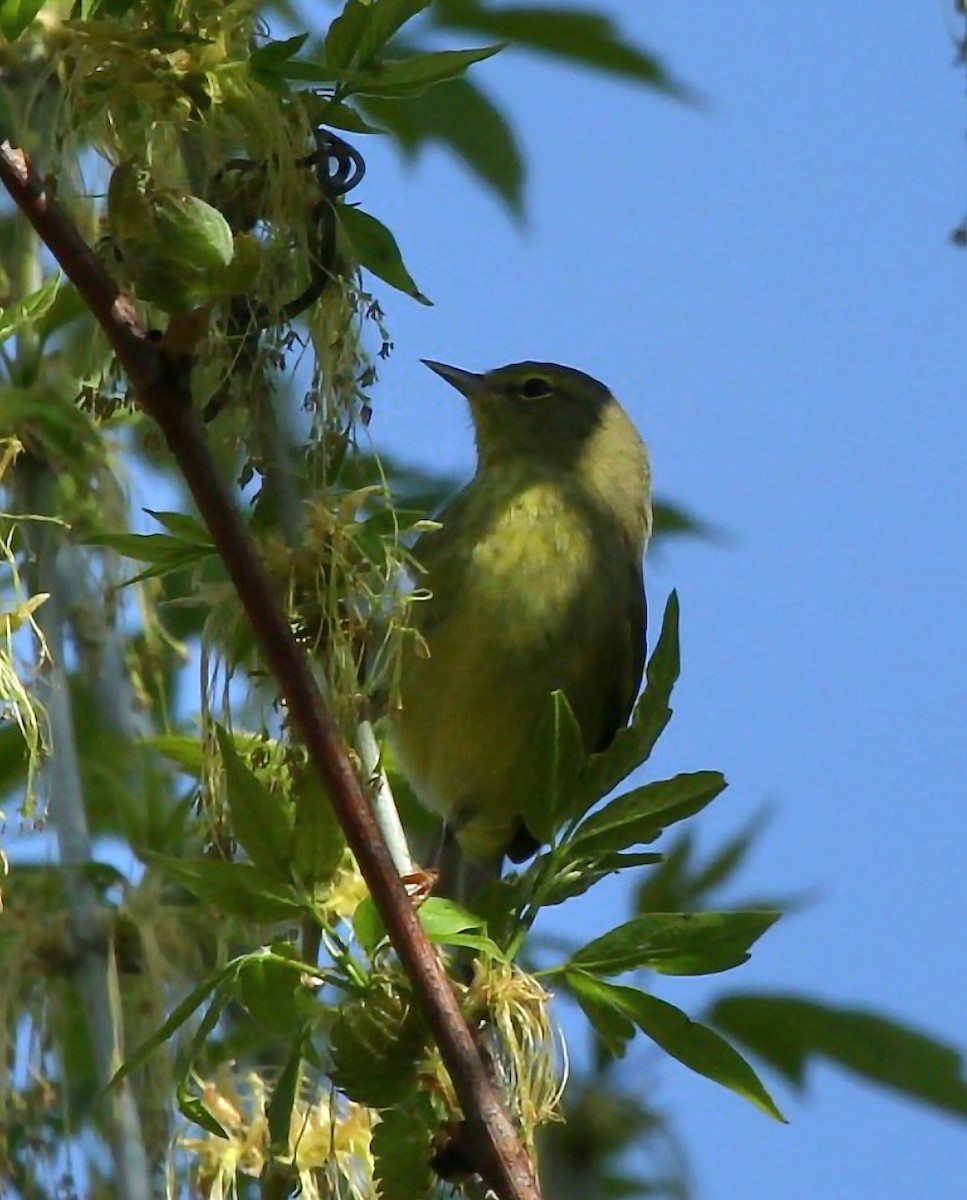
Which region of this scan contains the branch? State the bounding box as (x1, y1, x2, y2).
(0, 141, 541, 1200)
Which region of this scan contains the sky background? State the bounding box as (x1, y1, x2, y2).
(355, 3, 967, 1197)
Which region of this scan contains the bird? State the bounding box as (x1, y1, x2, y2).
(392, 360, 652, 899)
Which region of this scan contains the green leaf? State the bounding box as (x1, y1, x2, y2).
(326, 0, 432, 71)
(267, 1033, 305, 1154)
(0, 387, 100, 469)
(82, 530, 204, 563)
(0, 723, 28, 797)
(237, 955, 315, 1036)
(253, 59, 340, 84)
(352, 894, 386, 955)
(150, 856, 305, 921)
(0, 272, 62, 345)
(142, 508, 212, 544)
(250, 32, 309, 69)
(563, 911, 780, 979)
(80, 528, 214, 585)
(651, 498, 718, 547)
(352, 895, 503, 958)
(710, 993, 967, 1120)
(316, 98, 387, 135)
(417, 896, 506, 958)
(567, 973, 785, 1121)
(292, 767, 345, 889)
(144, 729, 267, 781)
(177, 987, 233, 1137)
(567, 969, 636, 1058)
(216, 725, 292, 882)
(0, 0, 45, 42)
(520, 689, 585, 845)
(687, 822, 762, 901)
(371, 1093, 436, 1200)
(325, 1, 372, 69)
(33, 280, 88, 342)
(569, 771, 727, 858)
(433, 0, 689, 98)
(637, 814, 770, 915)
(336, 203, 431, 303)
(178, 1088, 229, 1139)
(416, 896, 484, 940)
(363, 75, 523, 211)
(109, 961, 240, 1086)
(143, 734, 206, 778)
(575, 592, 680, 816)
(538, 849, 663, 906)
(350, 45, 504, 97)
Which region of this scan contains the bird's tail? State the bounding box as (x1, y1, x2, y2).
(435, 825, 503, 903)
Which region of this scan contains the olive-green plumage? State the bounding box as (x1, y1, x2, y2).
(393, 360, 652, 894)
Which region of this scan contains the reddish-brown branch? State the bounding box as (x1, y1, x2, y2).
(0, 141, 541, 1200)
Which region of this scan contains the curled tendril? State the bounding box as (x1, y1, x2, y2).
(302, 128, 367, 197)
(283, 130, 366, 321)
(203, 128, 366, 422)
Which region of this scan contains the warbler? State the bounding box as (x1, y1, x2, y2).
(393, 360, 652, 897)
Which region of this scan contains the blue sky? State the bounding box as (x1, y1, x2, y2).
(359, 3, 967, 1196)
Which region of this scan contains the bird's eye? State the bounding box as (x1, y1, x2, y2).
(519, 376, 552, 400)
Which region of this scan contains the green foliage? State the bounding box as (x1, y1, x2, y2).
(353, 893, 504, 958)
(371, 1093, 437, 1200)
(363, 77, 525, 213)
(237, 955, 316, 1037)
(567, 973, 785, 1122)
(710, 994, 967, 1119)
(266, 1033, 306, 1153)
(144, 726, 346, 918)
(519, 689, 586, 844)
(292, 765, 347, 890)
(651, 498, 720, 547)
(564, 771, 727, 859)
(336, 203, 432, 304)
(635, 814, 782, 915)
(450, 590, 785, 1124)
(325, 0, 433, 72)
(0, 272, 62, 346)
(0, 0, 44, 42)
(505, 592, 686, 914)
(576, 590, 680, 814)
(561, 911, 780, 979)
(148, 856, 306, 921)
(432, 0, 689, 96)
(217, 724, 293, 881)
(83, 509, 215, 585)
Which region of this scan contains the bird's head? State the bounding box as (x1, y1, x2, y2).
(422, 359, 621, 471)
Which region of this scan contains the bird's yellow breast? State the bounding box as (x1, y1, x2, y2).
(394, 476, 623, 859)
(463, 481, 595, 634)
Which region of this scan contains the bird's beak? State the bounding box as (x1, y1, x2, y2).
(421, 359, 487, 400)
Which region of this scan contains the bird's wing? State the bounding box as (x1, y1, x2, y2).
(594, 558, 647, 753)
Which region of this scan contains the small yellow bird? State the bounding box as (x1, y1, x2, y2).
(393, 360, 653, 897)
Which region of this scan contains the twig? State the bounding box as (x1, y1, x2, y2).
(0, 141, 541, 1200)
(356, 718, 413, 876)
